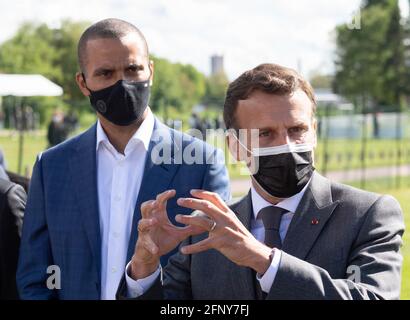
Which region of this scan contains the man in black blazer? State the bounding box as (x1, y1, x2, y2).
(0, 178, 26, 299)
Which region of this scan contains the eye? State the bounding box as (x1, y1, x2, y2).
(127, 65, 143, 73)
(288, 126, 306, 135)
(101, 70, 112, 77)
(259, 130, 270, 137)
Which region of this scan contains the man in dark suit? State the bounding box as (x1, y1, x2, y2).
(17, 18, 230, 300)
(0, 178, 26, 299)
(118, 63, 404, 300)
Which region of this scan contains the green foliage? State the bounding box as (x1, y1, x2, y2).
(0, 20, 227, 125)
(0, 20, 90, 124)
(202, 72, 229, 109)
(150, 56, 206, 119)
(334, 0, 406, 110)
(53, 20, 91, 106)
(309, 72, 334, 89)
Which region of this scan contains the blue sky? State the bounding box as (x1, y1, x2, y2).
(1, 0, 409, 79)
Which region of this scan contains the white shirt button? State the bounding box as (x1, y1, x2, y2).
(111, 267, 117, 273)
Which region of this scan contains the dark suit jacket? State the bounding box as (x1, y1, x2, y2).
(0, 178, 26, 300)
(118, 172, 405, 300)
(17, 119, 230, 300)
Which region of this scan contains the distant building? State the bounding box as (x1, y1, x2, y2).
(211, 54, 224, 75)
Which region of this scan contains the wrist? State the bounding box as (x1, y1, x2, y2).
(129, 257, 159, 280)
(251, 244, 274, 275)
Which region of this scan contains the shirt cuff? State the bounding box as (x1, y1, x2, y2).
(256, 248, 282, 293)
(125, 261, 161, 298)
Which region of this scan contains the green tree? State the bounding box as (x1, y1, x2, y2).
(0, 21, 91, 124)
(202, 72, 229, 109)
(0, 22, 61, 81)
(334, 0, 406, 111)
(0, 20, 212, 124)
(150, 56, 206, 119)
(53, 20, 90, 108)
(309, 72, 334, 89)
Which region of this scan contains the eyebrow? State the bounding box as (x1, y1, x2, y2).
(92, 63, 144, 76)
(93, 66, 114, 76)
(257, 121, 309, 131)
(287, 121, 309, 127)
(125, 63, 144, 70)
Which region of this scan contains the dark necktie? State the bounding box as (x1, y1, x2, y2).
(254, 206, 287, 299)
(258, 206, 287, 249)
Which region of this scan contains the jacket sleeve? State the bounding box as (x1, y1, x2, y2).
(267, 195, 405, 300)
(16, 156, 56, 300)
(7, 184, 26, 238)
(116, 235, 194, 300)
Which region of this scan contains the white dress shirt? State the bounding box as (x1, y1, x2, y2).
(97, 107, 154, 300)
(125, 177, 311, 297)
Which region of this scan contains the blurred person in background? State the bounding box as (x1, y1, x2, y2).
(0, 177, 26, 299)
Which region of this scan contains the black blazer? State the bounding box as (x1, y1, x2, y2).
(0, 178, 26, 300)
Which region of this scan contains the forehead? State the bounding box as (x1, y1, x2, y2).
(84, 34, 148, 69)
(235, 89, 313, 129)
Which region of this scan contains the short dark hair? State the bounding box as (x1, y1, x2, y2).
(223, 63, 317, 129)
(77, 18, 149, 74)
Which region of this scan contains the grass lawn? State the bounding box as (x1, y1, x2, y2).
(0, 131, 47, 175)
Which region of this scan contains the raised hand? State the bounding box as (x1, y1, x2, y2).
(130, 189, 206, 279)
(176, 190, 273, 275)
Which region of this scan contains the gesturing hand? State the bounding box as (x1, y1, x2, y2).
(130, 189, 207, 279)
(176, 190, 273, 275)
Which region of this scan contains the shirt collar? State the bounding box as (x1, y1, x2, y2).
(96, 107, 154, 154)
(251, 178, 311, 220)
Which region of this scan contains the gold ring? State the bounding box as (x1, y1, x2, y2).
(210, 220, 217, 232)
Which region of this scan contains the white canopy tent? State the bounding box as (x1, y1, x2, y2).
(0, 74, 63, 175)
(0, 74, 63, 97)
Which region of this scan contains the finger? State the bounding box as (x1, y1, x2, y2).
(177, 197, 222, 220)
(141, 235, 159, 255)
(180, 238, 213, 255)
(175, 214, 214, 232)
(137, 218, 158, 233)
(190, 189, 229, 212)
(141, 200, 155, 219)
(167, 224, 206, 241)
(156, 189, 176, 211)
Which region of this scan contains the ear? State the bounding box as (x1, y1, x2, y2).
(148, 59, 154, 86)
(75, 72, 91, 97)
(312, 117, 318, 149)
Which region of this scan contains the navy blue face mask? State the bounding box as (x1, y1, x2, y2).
(84, 75, 151, 126)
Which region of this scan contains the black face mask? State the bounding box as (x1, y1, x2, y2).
(84, 76, 151, 126)
(252, 150, 315, 198)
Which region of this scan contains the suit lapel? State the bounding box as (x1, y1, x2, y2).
(227, 192, 257, 299)
(68, 123, 101, 282)
(282, 172, 340, 260)
(126, 119, 180, 261)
